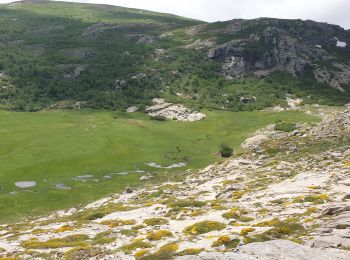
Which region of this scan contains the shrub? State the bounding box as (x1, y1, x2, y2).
(121, 228, 138, 237)
(212, 236, 240, 249)
(146, 230, 173, 240)
(54, 225, 74, 233)
(222, 208, 253, 222)
(139, 243, 179, 260)
(120, 238, 153, 253)
(250, 218, 305, 241)
(92, 231, 116, 245)
(65, 246, 104, 260)
(85, 212, 105, 220)
(21, 234, 89, 249)
(184, 221, 226, 235)
(239, 228, 256, 236)
(176, 248, 204, 256)
(169, 200, 207, 208)
(100, 219, 136, 228)
(219, 143, 233, 158)
(135, 249, 150, 258)
(144, 218, 168, 226)
(150, 115, 167, 121)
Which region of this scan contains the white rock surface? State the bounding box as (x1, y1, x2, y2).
(146, 98, 206, 121)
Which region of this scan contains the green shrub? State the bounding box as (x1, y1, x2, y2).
(144, 218, 168, 226)
(150, 115, 167, 121)
(169, 200, 207, 208)
(21, 234, 89, 249)
(184, 221, 226, 235)
(220, 143, 233, 158)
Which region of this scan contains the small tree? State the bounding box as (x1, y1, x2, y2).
(220, 143, 233, 158)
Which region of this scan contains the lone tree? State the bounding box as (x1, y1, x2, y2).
(220, 143, 233, 158)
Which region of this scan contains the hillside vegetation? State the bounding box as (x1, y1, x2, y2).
(0, 0, 349, 111)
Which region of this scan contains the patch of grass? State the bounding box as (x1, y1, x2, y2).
(176, 248, 204, 256)
(239, 228, 256, 236)
(222, 208, 254, 222)
(100, 219, 136, 228)
(274, 121, 297, 132)
(212, 236, 240, 249)
(144, 218, 169, 226)
(293, 194, 329, 204)
(65, 246, 105, 260)
(120, 228, 139, 237)
(140, 243, 179, 260)
(21, 234, 89, 249)
(92, 231, 116, 245)
(169, 200, 207, 208)
(120, 238, 154, 253)
(71, 203, 135, 221)
(335, 224, 348, 229)
(184, 221, 226, 235)
(146, 230, 173, 241)
(249, 218, 305, 242)
(0, 109, 318, 223)
(53, 225, 74, 233)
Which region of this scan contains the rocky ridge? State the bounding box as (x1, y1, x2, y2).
(0, 106, 350, 259)
(204, 19, 350, 90)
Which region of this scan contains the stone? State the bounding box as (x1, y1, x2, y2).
(126, 106, 138, 113)
(140, 176, 149, 181)
(241, 134, 268, 150)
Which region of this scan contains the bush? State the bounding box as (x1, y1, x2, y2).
(21, 234, 89, 249)
(219, 143, 233, 158)
(184, 221, 226, 235)
(146, 230, 173, 240)
(212, 236, 240, 248)
(143, 218, 168, 226)
(150, 115, 167, 121)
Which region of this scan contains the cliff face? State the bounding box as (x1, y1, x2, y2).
(205, 19, 350, 91)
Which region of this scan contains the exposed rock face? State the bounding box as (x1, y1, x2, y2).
(146, 98, 206, 121)
(312, 110, 350, 138)
(314, 63, 350, 92)
(241, 134, 269, 150)
(207, 18, 350, 90)
(82, 23, 120, 38)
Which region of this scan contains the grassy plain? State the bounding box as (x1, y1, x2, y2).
(0, 109, 318, 222)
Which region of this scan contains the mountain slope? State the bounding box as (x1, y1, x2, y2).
(0, 1, 349, 111)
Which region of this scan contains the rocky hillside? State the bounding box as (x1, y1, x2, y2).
(0, 1, 349, 111)
(1, 104, 349, 259)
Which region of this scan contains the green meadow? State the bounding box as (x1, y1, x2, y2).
(0, 109, 318, 222)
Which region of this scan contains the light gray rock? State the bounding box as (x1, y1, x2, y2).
(176, 240, 350, 260)
(241, 134, 268, 150)
(146, 98, 206, 122)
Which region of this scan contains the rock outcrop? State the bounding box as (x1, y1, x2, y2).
(146, 98, 206, 121)
(206, 18, 350, 90)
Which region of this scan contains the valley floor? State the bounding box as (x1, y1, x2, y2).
(0, 104, 349, 259)
(0, 109, 317, 222)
